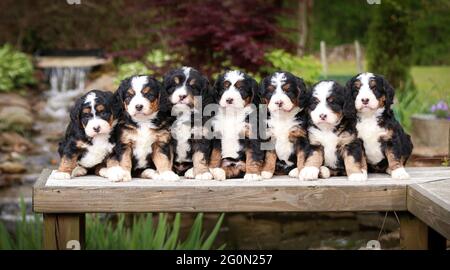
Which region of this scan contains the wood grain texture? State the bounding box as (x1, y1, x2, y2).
(43, 214, 85, 250)
(400, 212, 447, 250)
(400, 212, 429, 250)
(407, 179, 450, 239)
(33, 167, 450, 213)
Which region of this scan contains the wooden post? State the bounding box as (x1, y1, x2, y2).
(355, 40, 363, 73)
(320, 41, 328, 78)
(400, 212, 446, 250)
(43, 214, 85, 250)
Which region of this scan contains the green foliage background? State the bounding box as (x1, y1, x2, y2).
(0, 44, 35, 92)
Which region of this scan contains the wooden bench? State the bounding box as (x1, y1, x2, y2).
(33, 167, 450, 250)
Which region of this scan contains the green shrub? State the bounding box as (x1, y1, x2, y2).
(114, 49, 182, 85)
(145, 49, 180, 68)
(115, 61, 152, 85)
(366, 0, 414, 91)
(0, 200, 225, 250)
(0, 44, 35, 92)
(263, 49, 321, 84)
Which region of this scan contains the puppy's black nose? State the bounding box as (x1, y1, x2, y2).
(319, 114, 327, 120)
(179, 95, 187, 101)
(361, 98, 369, 105)
(226, 98, 234, 104)
(93, 126, 101, 133)
(135, 104, 144, 111)
(275, 100, 283, 107)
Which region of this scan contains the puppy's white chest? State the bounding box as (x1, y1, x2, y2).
(357, 115, 386, 165)
(173, 112, 192, 162)
(79, 135, 114, 168)
(213, 109, 247, 159)
(133, 123, 156, 169)
(268, 114, 299, 165)
(309, 127, 339, 168)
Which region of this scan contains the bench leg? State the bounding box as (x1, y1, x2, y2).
(400, 212, 446, 250)
(43, 214, 85, 250)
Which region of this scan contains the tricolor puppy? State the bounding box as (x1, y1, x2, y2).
(101, 75, 179, 182)
(302, 80, 367, 181)
(347, 73, 413, 179)
(163, 66, 213, 179)
(54, 90, 117, 179)
(259, 71, 309, 179)
(209, 70, 264, 180)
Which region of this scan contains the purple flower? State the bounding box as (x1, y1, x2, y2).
(430, 100, 449, 118)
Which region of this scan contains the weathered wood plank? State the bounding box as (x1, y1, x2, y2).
(34, 184, 405, 213)
(407, 179, 450, 239)
(33, 167, 450, 213)
(400, 212, 428, 250)
(43, 214, 85, 250)
(400, 212, 447, 250)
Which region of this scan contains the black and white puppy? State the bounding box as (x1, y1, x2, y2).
(163, 66, 213, 179)
(209, 70, 264, 180)
(347, 73, 413, 179)
(259, 71, 310, 179)
(302, 80, 368, 181)
(101, 75, 179, 182)
(54, 90, 117, 179)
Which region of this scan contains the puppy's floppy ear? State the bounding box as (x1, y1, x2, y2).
(377, 75, 394, 111)
(342, 83, 356, 119)
(259, 76, 268, 99)
(154, 77, 170, 113)
(212, 75, 223, 103)
(107, 90, 121, 120)
(345, 75, 356, 91)
(113, 77, 131, 117)
(162, 70, 175, 90)
(295, 76, 308, 109)
(69, 96, 84, 130)
(250, 77, 260, 105)
(200, 75, 214, 106)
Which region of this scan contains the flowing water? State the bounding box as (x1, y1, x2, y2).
(0, 66, 90, 231)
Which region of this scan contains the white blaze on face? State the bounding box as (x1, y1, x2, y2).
(219, 70, 246, 108)
(128, 76, 151, 120)
(355, 72, 379, 111)
(268, 72, 294, 112)
(310, 81, 341, 127)
(84, 92, 111, 137)
(171, 66, 191, 105)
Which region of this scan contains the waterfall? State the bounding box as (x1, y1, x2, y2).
(44, 67, 91, 119)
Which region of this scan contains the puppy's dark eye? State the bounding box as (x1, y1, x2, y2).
(223, 81, 231, 89)
(327, 97, 334, 103)
(282, 83, 290, 92)
(267, 85, 275, 92)
(189, 79, 196, 86)
(142, 87, 150, 94)
(369, 80, 376, 89)
(235, 80, 243, 89)
(354, 80, 361, 90)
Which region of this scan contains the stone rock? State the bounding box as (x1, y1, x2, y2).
(0, 93, 30, 109)
(84, 73, 117, 92)
(0, 161, 26, 174)
(0, 106, 34, 131)
(0, 132, 34, 153)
